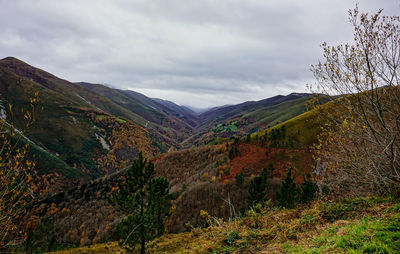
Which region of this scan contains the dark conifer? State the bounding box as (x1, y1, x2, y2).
(247, 168, 269, 207)
(299, 173, 317, 204)
(276, 168, 298, 208)
(113, 152, 170, 253)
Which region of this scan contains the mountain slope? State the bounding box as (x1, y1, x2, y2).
(150, 97, 198, 126)
(0, 57, 314, 181)
(0, 57, 162, 181)
(198, 93, 311, 126)
(77, 82, 196, 145)
(183, 94, 312, 147)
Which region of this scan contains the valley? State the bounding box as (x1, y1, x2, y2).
(0, 57, 318, 251)
(0, 57, 312, 181)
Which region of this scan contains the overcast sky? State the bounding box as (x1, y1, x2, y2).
(0, 0, 399, 108)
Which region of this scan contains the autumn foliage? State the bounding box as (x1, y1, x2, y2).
(311, 7, 400, 195)
(93, 113, 159, 174)
(0, 93, 38, 247)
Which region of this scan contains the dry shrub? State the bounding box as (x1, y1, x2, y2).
(311, 7, 400, 196)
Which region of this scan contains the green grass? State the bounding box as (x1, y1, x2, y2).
(250, 108, 322, 149)
(229, 121, 238, 131)
(285, 214, 400, 253)
(96, 114, 105, 120)
(115, 117, 126, 123)
(212, 122, 238, 133)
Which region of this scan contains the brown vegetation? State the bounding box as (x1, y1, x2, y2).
(311, 7, 400, 195)
(0, 94, 39, 247)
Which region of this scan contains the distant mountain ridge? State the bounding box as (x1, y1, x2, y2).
(183, 92, 312, 146)
(198, 93, 311, 125)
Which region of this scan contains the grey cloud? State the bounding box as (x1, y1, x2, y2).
(0, 0, 399, 107)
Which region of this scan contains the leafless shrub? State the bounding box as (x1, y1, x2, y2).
(310, 6, 400, 195)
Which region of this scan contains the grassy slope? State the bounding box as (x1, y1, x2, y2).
(3, 75, 106, 178)
(197, 93, 311, 127)
(0, 57, 145, 126)
(250, 107, 322, 149)
(19, 133, 85, 179)
(244, 96, 309, 131)
(0, 74, 150, 180)
(50, 196, 400, 253)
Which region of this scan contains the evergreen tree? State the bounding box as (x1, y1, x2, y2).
(235, 172, 244, 186)
(276, 168, 298, 208)
(113, 152, 170, 253)
(299, 174, 317, 204)
(149, 177, 171, 236)
(247, 168, 269, 207)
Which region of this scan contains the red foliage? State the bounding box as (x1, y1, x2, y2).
(227, 143, 312, 184)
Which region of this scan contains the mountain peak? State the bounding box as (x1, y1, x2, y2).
(1, 56, 18, 60)
(0, 56, 59, 82)
(0, 56, 39, 71)
(1, 56, 26, 64)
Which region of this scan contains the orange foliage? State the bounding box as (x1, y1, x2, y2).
(0, 93, 42, 246)
(94, 114, 159, 174)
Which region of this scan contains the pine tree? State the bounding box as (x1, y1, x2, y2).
(276, 168, 298, 208)
(149, 177, 171, 236)
(235, 172, 244, 186)
(113, 152, 170, 253)
(299, 174, 317, 204)
(247, 168, 269, 207)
